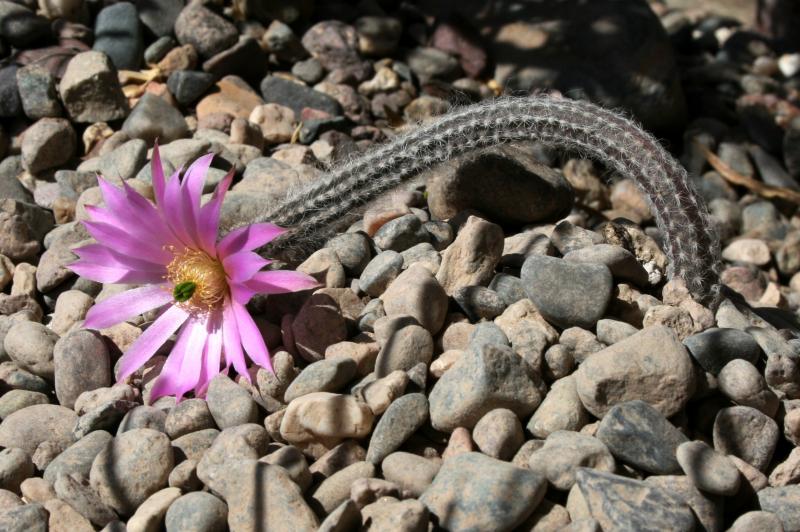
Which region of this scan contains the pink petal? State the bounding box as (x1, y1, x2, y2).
(228, 281, 257, 306)
(120, 180, 180, 245)
(69, 260, 166, 284)
(83, 220, 173, 264)
(148, 321, 191, 402)
(162, 168, 193, 246)
(222, 251, 270, 283)
(222, 300, 250, 381)
(197, 170, 233, 255)
(117, 304, 189, 382)
(231, 301, 273, 373)
(95, 179, 174, 246)
(182, 154, 214, 219)
(245, 270, 320, 294)
(174, 319, 209, 400)
(151, 143, 166, 208)
(197, 315, 223, 396)
(84, 284, 172, 330)
(72, 243, 167, 274)
(217, 223, 286, 258)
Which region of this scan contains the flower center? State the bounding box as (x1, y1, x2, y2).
(166, 248, 227, 310)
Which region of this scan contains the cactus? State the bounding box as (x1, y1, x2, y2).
(250, 96, 722, 305)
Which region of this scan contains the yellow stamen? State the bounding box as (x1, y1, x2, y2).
(165, 248, 228, 311)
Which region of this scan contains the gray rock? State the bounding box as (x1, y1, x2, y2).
(521, 255, 612, 329)
(644, 475, 723, 532)
(205, 375, 259, 430)
(713, 406, 779, 471)
(574, 468, 694, 531)
(528, 431, 615, 490)
(429, 343, 544, 432)
(301, 20, 369, 80)
(165, 491, 228, 532)
(468, 322, 510, 351)
(718, 358, 779, 416)
(0, 389, 48, 420)
(0, 198, 54, 262)
(59, 51, 129, 123)
(373, 214, 429, 252)
(527, 375, 589, 438)
(472, 408, 524, 461)
(381, 264, 448, 335)
(89, 428, 174, 515)
(167, 70, 215, 106)
(195, 424, 268, 493)
(263, 20, 307, 63)
(550, 222, 604, 255)
(118, 406, 167, 434)
(137, 0, 183, 38)
(16, 65, 62, 119)
(0, 447, 33, 493)
(407, 47, 461, 82)
(358, 250, 403, 296)
(564, 244, 649, 286)
(326, 232, 372, 276)
(165, 398, 216, 439)
(77, 139, 147, 182)
(0, 503, 48, 532)
(574, 326, 695, 418)
(4, 321, 58, 380)
(44, 430, 113, 484)
(595, 319, 638, 345)
(0, 65, 21, 118)
(683, 328, 762, 375)
(596, 400, 688, 475)
(757, 486, 800, 532)
(0, 157, 32, 203)
(174, 5, 238, 59)
(0, 362, 50, 394)
(374, 323, 433, 378)
(729, 511, 785, 532)
(144, 36, 176, 64)
(261, 445, 311, 492)
(436, 215, 503, 296)
(488, 273, 526, 307)
(311, 461, 376, 516)
(171, 428, 219, 463)
(426, 145, 573, 224)
(366, 393, 428, 464)
(421, 452, 546, 531)
(122, 93, 188, 144)
(676, 440, 741, 496)
(284, 357, 357, 402)
(382, 452, 440, 498)
(54, 330, 111, 410)
(453, 286, 506, 321)
(260, 75, 342, 116)
(0, 404, 76, 455)
(54, 472, 118, 527)
(93, 2, 142, 70)
(224, 460, 319, 532)
(73, 400, 137, 439)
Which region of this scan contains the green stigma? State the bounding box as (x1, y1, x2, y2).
(173, 281, 196, 302)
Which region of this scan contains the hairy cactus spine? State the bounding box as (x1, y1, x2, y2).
(254, 96, 722, 304)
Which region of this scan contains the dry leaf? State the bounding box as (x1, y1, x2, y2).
(696, 141, 800, 205)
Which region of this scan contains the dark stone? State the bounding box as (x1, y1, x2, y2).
(16, 65, 62, 119)
(426, 144, 574, 225)
(122, 93, 189, 144)
(488, 273, 527, 307)
(93, 2, 143, 71)
(292, 58, 324, 84)
(174, 4, 238, 59)
(0, 66, 22, 118)
(144, 36, 176, 64)
(420, 452, 546, 531)
(521, 255, 613, 329)
(574, 468, 695, 531)
(428, 343, 544, 432)
(262, 20, 307, 63)
(298, 116, 349, 144)
(0, 157, 32, 202)
(366, 393, 428, 464)
(683, 328, 762, 375)
(757, 486, 800, 532)
(373, 214, 430, 252)
(136, 0, 183, 38)
(0, 2, 50, 49)
(202, 36, 267, 87)
(596, 400, 688, 475)
(167, 70, 215, 106)
(453, 286, 507, 322)
(260, 75, 342, 116)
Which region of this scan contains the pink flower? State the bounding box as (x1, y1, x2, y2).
(69, 147, 318, 401)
